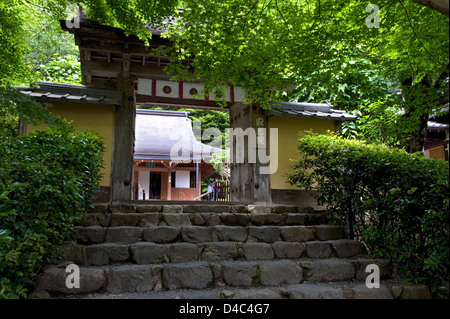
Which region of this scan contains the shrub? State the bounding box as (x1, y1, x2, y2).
(0, 123, 104, 298)
(288, 133, 449, 298)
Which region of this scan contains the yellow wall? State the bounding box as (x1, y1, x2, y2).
(25, 102, 114, 187)
(268, 116, 335, 189)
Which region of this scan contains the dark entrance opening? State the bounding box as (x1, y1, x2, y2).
(149, 172, 162, 199)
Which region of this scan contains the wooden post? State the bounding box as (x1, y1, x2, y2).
(167, 168, 172, 200)
(111, 53, 135, 203)
(252, 108, 272, 204)
(196, 160, 200, 199)
(229, 102, 271, 204)
(229, 102, 253, 203)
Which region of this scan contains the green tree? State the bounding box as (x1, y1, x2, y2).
(162, 1, 448, 152)
(37, 55, 81, 84)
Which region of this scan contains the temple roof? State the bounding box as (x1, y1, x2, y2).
(265, 102, 357, 121)
(19, 81, 123, 106)
(134, 109, 223, 161)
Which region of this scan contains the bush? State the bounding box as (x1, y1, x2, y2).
(0, 124, 104, 298)
(289, 133, 449, 298)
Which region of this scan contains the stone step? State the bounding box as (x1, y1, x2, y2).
(72, 225, 345, 245)
(87, 204, 323, 215)
(76, 281, 431, 299)
(76, 212, 331, 228)
(62, 239, 367, 266)
(34, 258, 395, 296)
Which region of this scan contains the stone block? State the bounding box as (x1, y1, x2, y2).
(167, 243, 199, 263)
(212, 226, 247, 242)
(77, 213, 111, 227)
(200, 213, 222, 226)
(331, 239, 366, 258)
(136, 205, 162, 213)
(285, 214, 306, 225)
(302, 259, 355, 282)
(104, 227, 143, 245)
(259, 260, 303, 286)
(352, 258, 392, 281)
(248, 226, 280, 243)
(139, 213, 160, 227)
(272, 242, 305, 259)
(106, 265, 159, 293)
(400, 284, 431, 299)
(131, 242, 165, 264)
(243, 243, 274, 261)
(200, 242, 239, 261)
(280, 226, 314, 242)
(162, 205, 183, 214)
(350, 284, 393, 299)
(306, 241, 332, 258)
(251, 214, 285, 225)
(163, 213, 191, 226)
(271, 205, 296, 214)
(248, 205, 272, 214)
(36, 265, 105, 294)
(110, 213, 140, 227)
(86, 243, 129, 266)
(181, 226, 212, 243)
(162, 262, 213, 289)
(61, 242, 87, 265)
(190, 213, 205, 225)
(143, 226, 180, 243)
(73, 226, 106, 244)
(284, 284, 345, 299)
(230, 205, 248, 214)
(221, 261, 257, 287)
(109, 204, 136, 214)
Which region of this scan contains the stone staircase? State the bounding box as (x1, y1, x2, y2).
(31, 204, 431, 299)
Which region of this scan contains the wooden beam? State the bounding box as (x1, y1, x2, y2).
(81, 61, 180, 80)
(135, 167, 169, 172)
(79, 39, 172, 55)
(135, 166, 197, 172)
(136, 95, 232, 109)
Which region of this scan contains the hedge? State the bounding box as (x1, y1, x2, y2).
(288, 133, 449, 298)
(0, 124, 104, 298)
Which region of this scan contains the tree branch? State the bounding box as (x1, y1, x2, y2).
(397, 0, 445, 66)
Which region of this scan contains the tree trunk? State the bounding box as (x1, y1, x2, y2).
(405, 112, 429, 154)
(400, 65, 448, 153)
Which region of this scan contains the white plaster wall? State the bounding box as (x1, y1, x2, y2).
(138, 170, 150, 200)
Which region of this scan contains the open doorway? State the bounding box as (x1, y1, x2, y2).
(132, 107, 230, 201)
